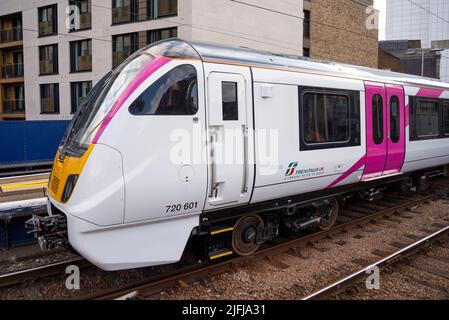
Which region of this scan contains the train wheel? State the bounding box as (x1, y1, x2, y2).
(232, 215, 264, 256)
(318, 198, 339, 231)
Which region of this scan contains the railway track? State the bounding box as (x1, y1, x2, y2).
(79, 180, 449, 300)
(0, 257, 88, 289)
(1, 178, 448, 299)
(302, 224, 449, 300)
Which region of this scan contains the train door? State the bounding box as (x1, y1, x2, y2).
(363, 82, 405, 180)
(383, 84, 405, 175)
(204, 64, 254, 210)
(363, 82, 387, 180)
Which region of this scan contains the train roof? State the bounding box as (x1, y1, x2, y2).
(145, 39, 449, 91)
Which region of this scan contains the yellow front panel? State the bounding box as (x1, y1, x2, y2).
(48, 145, 94, 203)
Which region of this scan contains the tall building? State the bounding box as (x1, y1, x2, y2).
(0, 12, 24, 120)
(0, 0, 378, 121)
(385, 0, 449, 82)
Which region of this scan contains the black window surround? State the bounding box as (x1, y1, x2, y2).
(389, 95, 401, 144)
(40, 83, 60, 114)
(71, 81, 93, 114)
(68, 0, 92, 32)
(409, 96, 449, 141)
(222, 81, 239, 121)
(298, 86, 361, 151)
(147, 0, 178, 19)
(39, 44, 58, 75)
(147, 27, 177, 44)
(38, 4, 58, 37)
(372, 94, 384, 145)
(70, 39, 92, 73)
(444, 102, 449, 136)
(112, 33, 139, 68)
(129, 64, 198, 116)
(112, 0, 138, 24)
(303, 10, 310, 39)
(112, 0, 178, 25)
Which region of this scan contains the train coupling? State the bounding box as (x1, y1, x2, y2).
(25, 214, 68, 251)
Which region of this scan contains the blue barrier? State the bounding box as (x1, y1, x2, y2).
(0, 120, 70, 167)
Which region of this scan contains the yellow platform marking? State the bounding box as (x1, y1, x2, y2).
(209, 250, 233, 260)
(0, 178, 49, 193)
(210, 227, 234, 236)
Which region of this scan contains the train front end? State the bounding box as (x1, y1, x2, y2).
(26, 40, 203, 270)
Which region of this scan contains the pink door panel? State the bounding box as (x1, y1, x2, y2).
(363, 82, 387, 180)
(383, 84, 405, 175)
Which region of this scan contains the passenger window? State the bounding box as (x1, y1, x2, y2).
(444, 102, 449, 135)
(372, 94, 383, 145)
(390, 96, 400, 143)
(129, 65, 198, 115)
(416, 100, 439, 138)
(302, 92, 349, 144)
(222, 81, 238, 121)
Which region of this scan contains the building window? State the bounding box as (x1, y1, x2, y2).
(222, 82, 238, 121)
(38, 5, 57, 37)
(3, 85, 25, 114)
(444, 102, 449, 135)
(147, 27, 177, 44)
(303, 48, 310, 57)
(70, 39, 92, 72)
(71, 81, 92, 113)
(372, 94, 383, 145)
(39, 44, 58, 75)
(389, 96, 400, 143)
(129, 65, 198, 115)
(303, 10, 310, 39)
(112, 33, 138, 68)
(112, 0, 138, 24)
(40, 84, 59, 114)
(69, 0, 91, 31)
(416, 100, 439, 138)
(148, 0, 178, 19)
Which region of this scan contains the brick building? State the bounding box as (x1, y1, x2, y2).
(303, 0, 378, 68)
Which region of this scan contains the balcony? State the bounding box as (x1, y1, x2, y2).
(40, 60, 55, 75)
(3, 99, 25, 114)
(39, 21, 54, 36)
(113, 51, 130, 68)
(79, 12, 91, 30)
(0, 27, 23, 44)
(77, 55, 92, 71)
(41, 99, 56, 113)
(112, 7, 133, 24)
(1, 63, 24, 79)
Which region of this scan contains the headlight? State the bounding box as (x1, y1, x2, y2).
(61, 174, 79, 203)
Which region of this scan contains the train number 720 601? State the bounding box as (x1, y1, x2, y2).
(166, 202, 198, 213)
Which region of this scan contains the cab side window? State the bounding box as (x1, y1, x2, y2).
(129, 64, 198, 115)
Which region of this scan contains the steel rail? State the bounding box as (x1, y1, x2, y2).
(302, 225, 449, 300)
(0, 257, 88, 289)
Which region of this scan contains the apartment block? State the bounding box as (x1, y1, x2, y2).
(0, 12, 24, 120)
(0, 0, 379, 121)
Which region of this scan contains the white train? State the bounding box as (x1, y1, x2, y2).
(27, 39, 449, 271)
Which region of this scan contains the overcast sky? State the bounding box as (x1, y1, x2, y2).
(373, 0, 387, 40)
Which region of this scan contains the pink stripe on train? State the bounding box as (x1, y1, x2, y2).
(93, 56, 172, 144)
(326, 155, 366, 189)
(416, 87, 445, 99)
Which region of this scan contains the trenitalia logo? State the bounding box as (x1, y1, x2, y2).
(285, 162, 298, 176)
